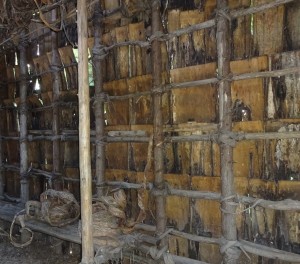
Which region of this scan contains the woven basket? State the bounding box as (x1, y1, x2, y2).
(39, 189, 80, 227)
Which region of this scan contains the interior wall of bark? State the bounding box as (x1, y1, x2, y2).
(1, 0, 300, 263)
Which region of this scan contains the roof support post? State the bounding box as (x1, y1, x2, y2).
(51, 8, 62, 190)
(0, 134, 3, 197)
(77, 0, 94, 263)
(151, 0, 167, 246)
(19, 30, 29, 204)
(217, 0, 240, 263)
(92, 5, 105, 198)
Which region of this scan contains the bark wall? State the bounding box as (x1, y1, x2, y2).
(0, 0, 300, 263)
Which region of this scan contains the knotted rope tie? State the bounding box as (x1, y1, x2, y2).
(50, 64, 62, 73)
(19, 103, 28, 115)
(19, 137, 28, 143)
(218, 131, 238, 147)
(96, 181, 106, 190)
(220, 237, 242, 263)
(220, 237, 251, 262)
(217, 72, 233, 85)
(149, 31, 168, 43)
(216, 8, 232, 22)
(93, 44, 108, 61)
(20, 165, 32, 180)
(151, 182, 171, 197)
(93, 92, 109, 105)
(95, 138, 107, 147)
(152, 85, 164, 95)
(51, 135, 62, 141)
(148, 245, 175, 264)
(220, 195, 238, 215)
(221, 194, 264, 215)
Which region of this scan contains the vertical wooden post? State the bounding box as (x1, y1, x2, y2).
(77, 0, 94, 263)
(92, 6, 105, 198)
(0, 136, 3, 198)
(216, 0, 240, 263)
(19, 31, 29, 203)
(51, 8, 62, 190)
(151, 0, 166, 242)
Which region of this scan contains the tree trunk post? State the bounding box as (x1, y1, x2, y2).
(151, 0, 167, 245)
(217, 0, 240, 263)
(19, 31, 29, 204)
(51, 8, 62, 190)
(77, 0, 94, 263)
(92, 5, 105, 198)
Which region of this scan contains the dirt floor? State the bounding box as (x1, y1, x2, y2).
(0, 231, 81, 264)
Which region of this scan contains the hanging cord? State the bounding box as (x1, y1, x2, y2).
(9, 209, 33, 248)
(33, 0, 62, 32)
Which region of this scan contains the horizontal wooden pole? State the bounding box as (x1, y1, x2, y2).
(239, 239, 300, 262)
(136, 224, 300, 263)
(88, 0, 297, 54)
(0, 200, 298, 263)
(137, 244, 209, 264)
(135, 223, 219, 245)
(2, 65, 299, 112)
(3, 164, 60, 179)
(108, 66, 300, 101)
(0, 0, 296, 57)
(106, 181, 300, 211)
(2, 129, 300, 144)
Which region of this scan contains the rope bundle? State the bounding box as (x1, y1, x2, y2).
(26, 189, 80, 227)
(78, 189, 146, 264)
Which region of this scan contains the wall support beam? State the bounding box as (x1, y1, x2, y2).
(19, 31, 29, 204)
(151, 0, 166, 245)
(92, 5, 105, 198)
(0, 137, 3, 197)
(51, 8, 62, 190)
(77, 0, 94, 263)
(216, 0, 240, 263)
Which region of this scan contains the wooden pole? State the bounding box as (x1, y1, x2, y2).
(217, 1, 240, 263)
(77, 0, 94, 263)
(19, 31, 29, 204)
(51, 8, 62, 190)
(0, 136, 3, 197)
(151, 0, 166, 245)
(92, 5, 105, 198)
